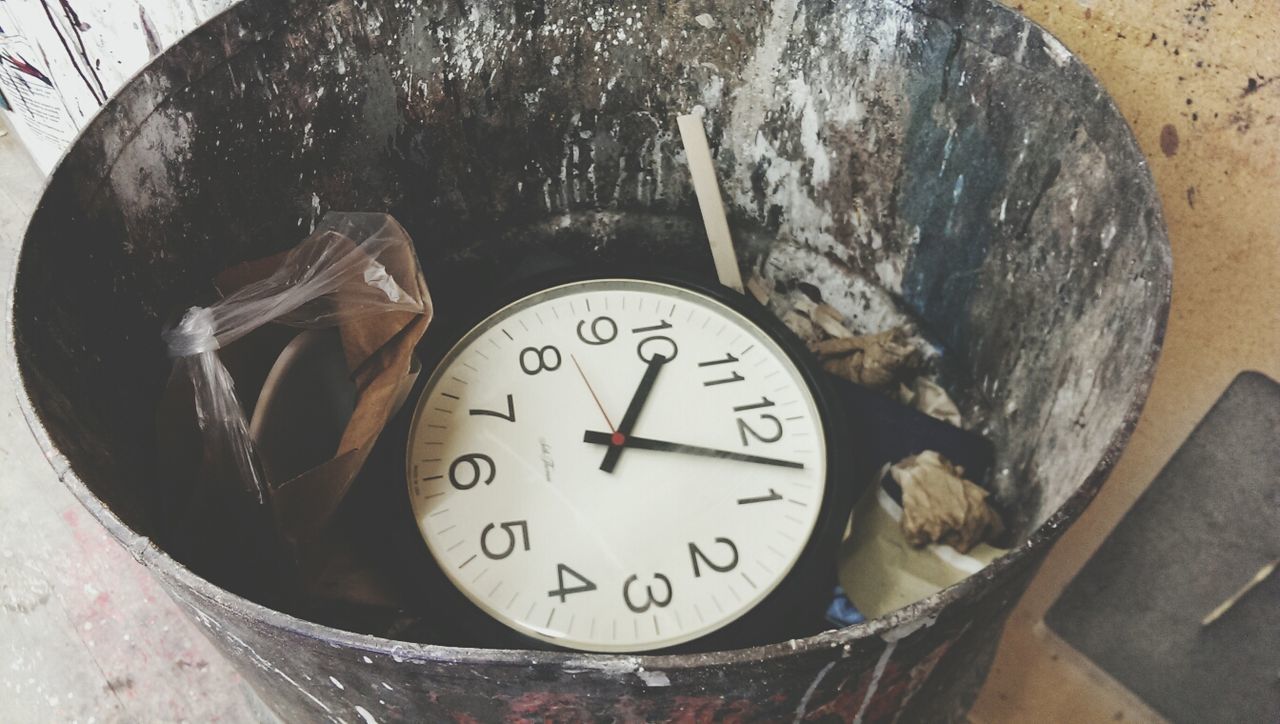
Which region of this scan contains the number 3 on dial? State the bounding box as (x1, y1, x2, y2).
(623, 574, 673, 613)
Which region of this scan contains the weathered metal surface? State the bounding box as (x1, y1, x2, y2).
(8, 0, 1170, 721)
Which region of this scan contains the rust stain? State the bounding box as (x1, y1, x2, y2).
(1159, 124, 1180, 156)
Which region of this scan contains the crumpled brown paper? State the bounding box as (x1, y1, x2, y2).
(157, 213, 431, 599)
(810, 326, 923, 389)
(214, 233, 431, 546)
(898, 377, 963, 427)
(745, 272, 971, 430)
(891, 450, 1004, 553)
(811, 303, 855, 339)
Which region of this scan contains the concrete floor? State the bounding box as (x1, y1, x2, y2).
(1, 0, 1277, 719)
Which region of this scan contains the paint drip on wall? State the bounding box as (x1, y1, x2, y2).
(0, 0, 235, 171)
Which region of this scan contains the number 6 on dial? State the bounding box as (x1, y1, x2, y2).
(448, 453, 495, 490)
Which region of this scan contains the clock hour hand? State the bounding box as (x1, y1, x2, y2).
(599, 354, 668, 473)
(584, 431, 805, 470)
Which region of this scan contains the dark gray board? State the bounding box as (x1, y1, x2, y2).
(1047, 371, 1280, 724)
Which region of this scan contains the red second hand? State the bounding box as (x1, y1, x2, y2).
(570, 354, 624, 445)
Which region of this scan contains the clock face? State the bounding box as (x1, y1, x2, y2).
(406, 278, 827, 652)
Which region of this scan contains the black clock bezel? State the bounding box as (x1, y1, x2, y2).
(395, 264, 856, 653)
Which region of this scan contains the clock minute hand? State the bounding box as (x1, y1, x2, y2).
(584, 431, 805, 470)
(599, 354, 669, 473)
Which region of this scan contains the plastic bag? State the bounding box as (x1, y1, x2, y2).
(162, 213, 431, 504)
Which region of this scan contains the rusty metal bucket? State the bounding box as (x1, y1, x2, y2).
(8, 0, 1170, 720)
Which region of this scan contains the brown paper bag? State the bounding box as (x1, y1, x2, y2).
(157, 213, 432, 603)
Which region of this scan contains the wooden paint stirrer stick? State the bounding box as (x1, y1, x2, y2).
(677, 113, 744, 293)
